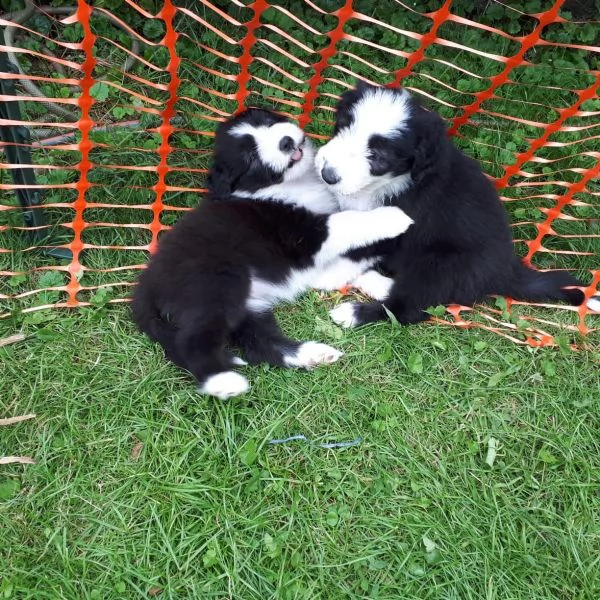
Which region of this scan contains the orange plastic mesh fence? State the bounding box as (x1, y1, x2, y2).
(0, 0, 598, 347)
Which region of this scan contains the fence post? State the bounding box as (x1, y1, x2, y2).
(0, 27, 71, 260)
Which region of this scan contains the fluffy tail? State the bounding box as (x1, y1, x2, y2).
(505, 263, 599, 309)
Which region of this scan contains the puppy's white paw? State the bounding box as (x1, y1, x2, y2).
(284, 341, 344, 368)
(330, 302, 359, 328)
(369, 206, 414, 239)
(231, 356, 248, 366)
(199, 371, 250, 400)
(587, 296, 600, 313)
(353, 270, 393, 301)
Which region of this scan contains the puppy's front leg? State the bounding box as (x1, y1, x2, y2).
(351, 270, 394, 301)
(316, 206, 413, 265)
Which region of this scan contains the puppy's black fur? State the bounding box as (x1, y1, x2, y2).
(132, 200, 326, 370)
(329, 82, 593, 326)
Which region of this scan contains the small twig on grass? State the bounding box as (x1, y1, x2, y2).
(0, 413, 36, 426)
(1, 415, 37, 466)
(0, 333, 27, 347)
(0, 456, 36, 465)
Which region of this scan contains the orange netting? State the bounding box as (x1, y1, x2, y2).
(0, 0, 598, 347)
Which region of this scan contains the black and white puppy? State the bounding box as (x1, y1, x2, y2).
(131, 108, 413, 399)
(315, 82, 600, 328)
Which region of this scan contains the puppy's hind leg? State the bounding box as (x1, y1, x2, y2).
(232, 311, 343, 369)
(331, 295, 428, 329)
(331, 252, 479, 328)
(176, 315, 249, 400)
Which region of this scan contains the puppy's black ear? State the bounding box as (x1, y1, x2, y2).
(206, 161, 234, 198)
(411, 109, 448, 183)
(355, 78, 376, 92)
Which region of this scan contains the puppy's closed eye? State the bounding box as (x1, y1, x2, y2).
(367, 136, 396, 176)
(368, 148, 391, 176)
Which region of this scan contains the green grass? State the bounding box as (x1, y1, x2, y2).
(1, 0, 600, 598)
(1, 295, 600, 599)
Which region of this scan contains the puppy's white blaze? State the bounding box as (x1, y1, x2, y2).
(315, 87, 412, 197)
(353, 270, 394, 301)
(352, 87, 412, 138)
(230, 121, 305, 173)
(199, 371, 250, 400)
(317, 206, 413, 265)
(587, 296, 600, 313)
(283, 341, 344, 368)
(330, 303, 359, 328)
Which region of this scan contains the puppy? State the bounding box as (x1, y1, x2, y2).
(131, 108, 413, 399)
(315, 81, 600, 328)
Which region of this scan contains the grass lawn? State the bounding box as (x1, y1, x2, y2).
(1, 294, 599, 599)
(1, 0, 600, 598)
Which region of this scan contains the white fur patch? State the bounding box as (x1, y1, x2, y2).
(233, 137, 339, 214)
(316, 206, 413, 265)
(246, 206, 411, 312)
(587, 296, 600, 313)
(283, 341, 343, 368)
(246, 259, 377, 312)
(199, 371, 250, 400)
(335, 174, 413, 211)
(352, 270, 394, 301)
(315, 87, 412, 198)
(230, 120, 305, 174)
(231, 356, 248, 366)
(330, 303, 359, 328)
(246, 273, 313, 312)
(235, 165, 339, 215)
(246, 261, 368, 312)
(310, 258, 377, 291)
(283, 137, 315, 183)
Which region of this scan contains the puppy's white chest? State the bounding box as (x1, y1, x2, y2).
(247, 258, 364, 311)
(246, 256, 376, 312)
(246, 270, 316, 312)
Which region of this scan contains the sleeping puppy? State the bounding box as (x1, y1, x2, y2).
(131, 108, 413, 399)
(315, 81, 600, 328)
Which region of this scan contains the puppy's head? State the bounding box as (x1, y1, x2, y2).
(207, 108, 314, 197)
(315, 81, 447, 199)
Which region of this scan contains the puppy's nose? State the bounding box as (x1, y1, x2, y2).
(321, 164, 341, 185)
(279, 136, 295, 153)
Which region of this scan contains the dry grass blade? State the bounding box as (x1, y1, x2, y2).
(0, 456, 36, 465)
(0, 333, 27, 347)
(0, 413, 36, 426)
